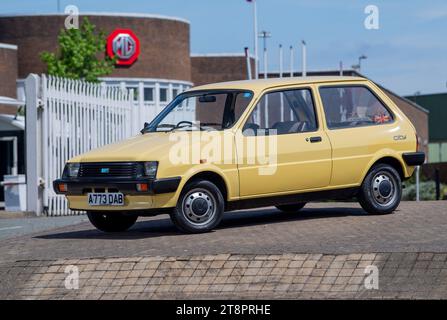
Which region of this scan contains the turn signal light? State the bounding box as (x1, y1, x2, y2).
(136, 183, 148, 192)
(58, 183, 68, 193)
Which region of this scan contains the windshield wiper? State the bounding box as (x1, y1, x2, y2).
(169, 122, 222, 132)
(169, 122, 199, 132)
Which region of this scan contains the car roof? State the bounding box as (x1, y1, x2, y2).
(187, 76, 367, 93)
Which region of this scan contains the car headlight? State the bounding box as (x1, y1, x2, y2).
(143, 161, 158, 178)
(63, 163, 80, 178)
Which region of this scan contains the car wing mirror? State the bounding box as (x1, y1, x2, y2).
(140, 122, 150, 134)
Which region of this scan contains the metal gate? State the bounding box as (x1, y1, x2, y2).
(25, 74, 193, 216)
(25, 74, 136, 216)
(44, 75, 135, 216)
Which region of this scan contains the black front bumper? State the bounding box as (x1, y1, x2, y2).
(53, 176, 181, 195)
(402, 152, 425, 166)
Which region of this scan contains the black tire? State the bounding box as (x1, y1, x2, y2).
(275, 202, 306, 213)
(358, 163, 402, 215)
(170, 180, 224, 233)
(87, 211, 138, 232)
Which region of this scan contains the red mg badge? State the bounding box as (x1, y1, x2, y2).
(106, 29, 140, 66)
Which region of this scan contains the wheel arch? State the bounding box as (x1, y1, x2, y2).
(181, 170, 229, 203)
(362, 155, 406, 183)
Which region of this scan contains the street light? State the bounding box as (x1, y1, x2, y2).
(352, 55, 367, 72)
(301, 40, 307, 77)
(258, 30, 271, 79)
(258, 30, 271, 51)
(246, 0, 259, 79)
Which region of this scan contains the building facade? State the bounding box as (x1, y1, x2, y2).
(0, 13, 195, 109)
(406, 93, 447, 163)
(0, 13, 430, 185)
(0, 43, 19, 114)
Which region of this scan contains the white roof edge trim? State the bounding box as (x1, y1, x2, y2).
(0, 12, 190, 24)
(191, 53, 256, 59)
(0, 43, 18, 50)
(0, 114, 25, 130)
(98, 77, 193, 86)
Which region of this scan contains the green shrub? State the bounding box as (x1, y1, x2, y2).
(402, 181, 446, 201)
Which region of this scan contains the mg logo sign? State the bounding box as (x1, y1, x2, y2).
(107, 29, 140, 66)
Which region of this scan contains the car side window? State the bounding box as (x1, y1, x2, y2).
(319, 86, 393, 129)
(243, 88, 318, 136)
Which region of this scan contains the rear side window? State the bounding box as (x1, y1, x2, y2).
(319, 86, 393, 129)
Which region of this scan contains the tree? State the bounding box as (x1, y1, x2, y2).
(41, 18, 115, 82)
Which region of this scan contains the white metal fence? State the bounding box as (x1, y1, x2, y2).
(24, 74, 190, 216)
(44, 75, 134, 216)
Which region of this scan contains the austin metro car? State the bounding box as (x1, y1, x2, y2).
(54, 76, 425, 233)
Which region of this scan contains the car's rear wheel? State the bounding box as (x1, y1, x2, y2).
(87, 211, 138, 232)
(170, 180, 224, 233)
(275, 202, 306, 213)
(358, 163, 402, 215)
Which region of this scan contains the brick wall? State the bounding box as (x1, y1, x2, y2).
(191, 56, 255, 86)
(0, 15, 191, 81)
(0, 45, 18, 98)
(0, 44, 18, 115)
(422, 162, 447, 183)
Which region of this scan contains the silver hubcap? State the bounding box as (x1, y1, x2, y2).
(372, 172, 396, 206)
(182, 189, 216, 226)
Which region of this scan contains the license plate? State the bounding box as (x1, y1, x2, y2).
(87, 193, 124, 206)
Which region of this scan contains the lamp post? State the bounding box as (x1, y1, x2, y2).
(247, 0, 259, 79)
(258, 30, 271, 78)
(352, 55, 367, 72)
(358, 55, 367, 72)
(301, 40, 307, 77)
(258, 30, 271, 52)
(289, 46, 294, 77)
(279, 44, 283, 78)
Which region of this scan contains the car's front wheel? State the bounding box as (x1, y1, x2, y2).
(170, 180, 224, 233)
(358, 163, 402, 215)
(87, 211, 138, 232)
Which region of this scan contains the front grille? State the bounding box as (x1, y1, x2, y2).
(78, 162, 142, 178)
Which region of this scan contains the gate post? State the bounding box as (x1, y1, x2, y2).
(25, 74, 44, 215)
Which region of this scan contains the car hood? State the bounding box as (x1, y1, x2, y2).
(69, 132, 184, 162)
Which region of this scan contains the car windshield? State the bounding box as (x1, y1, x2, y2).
(143, 90, 254, 133)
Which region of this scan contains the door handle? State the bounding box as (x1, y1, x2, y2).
(308, 136, 322, 143)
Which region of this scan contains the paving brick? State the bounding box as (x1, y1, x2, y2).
(2, 202, 447, 300)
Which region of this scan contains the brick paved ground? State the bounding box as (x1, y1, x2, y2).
(0, 201, 446, 299)
(1, 252, 447, 299)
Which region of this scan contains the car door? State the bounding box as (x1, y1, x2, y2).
(317, 83, 396, 187)
(236, 86, 332, 197)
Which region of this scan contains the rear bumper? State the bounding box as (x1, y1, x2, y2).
(53, 176, 181, 195)
(402, 152, 425, 166)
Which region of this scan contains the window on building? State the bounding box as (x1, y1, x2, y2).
(159, 88, 168, 102)
(428, 142, 447, 163)
(243, 88, 317, 136)
(319, 86, 393, 129)
(144, 87, 154, 102)
(127, 87, 138, 101)
(172, 88, 179, 98)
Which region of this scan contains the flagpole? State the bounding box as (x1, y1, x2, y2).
(253, 0, 259, 79)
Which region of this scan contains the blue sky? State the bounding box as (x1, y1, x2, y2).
(1, 0, 446, 96)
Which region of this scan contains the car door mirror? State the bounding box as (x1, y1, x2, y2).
(140, 122, 150, 134)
